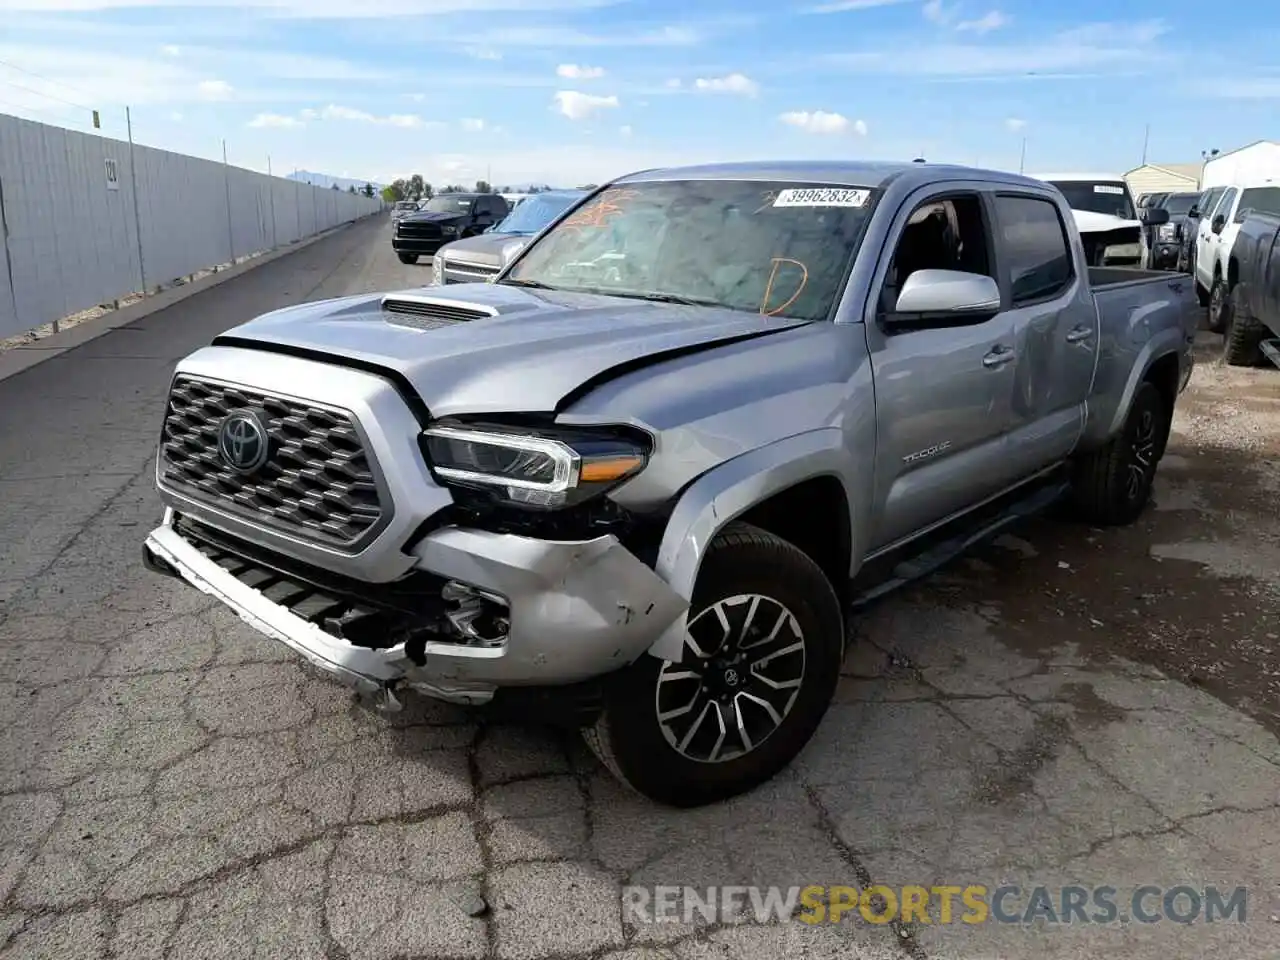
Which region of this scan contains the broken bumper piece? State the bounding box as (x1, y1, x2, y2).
(142, 514, 688, 711)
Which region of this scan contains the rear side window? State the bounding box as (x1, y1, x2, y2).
(1235, 187, 1280, 221)
(994, 195, 1074, 304)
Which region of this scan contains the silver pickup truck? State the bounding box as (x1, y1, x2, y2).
(143, 161, 1197, 808)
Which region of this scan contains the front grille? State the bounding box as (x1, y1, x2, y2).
(396, 221, 442, 239)
(382, 298, 492, 323)
(174, 515, 447, 650)
(159, 376, 387, 549)
(443, 260, 500, 284)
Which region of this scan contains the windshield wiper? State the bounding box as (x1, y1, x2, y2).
(498, 278, 557, 290)
(601, 291, 726, 308)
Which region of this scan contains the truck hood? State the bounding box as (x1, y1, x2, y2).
(400, 210, 466, 225)
(437, 232, 528, 267)
(213, 284, 812, 418)
(1071, 209, 1141, 235)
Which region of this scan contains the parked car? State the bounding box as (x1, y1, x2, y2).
(1033, 172, 1143, 266)
(1192, 181, 1280, 331)
(1221, 209, 1280, 366)
(1146, 191, 1200, 271)
(143, 160, 1196, 808)
(392, 193, 511, 264)
(389, 200, 419, 224)
(432, 189, 588, 285)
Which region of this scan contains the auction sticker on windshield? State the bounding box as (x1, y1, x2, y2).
(1094, 185, 1125, 195)
(773, 188, 870, 208)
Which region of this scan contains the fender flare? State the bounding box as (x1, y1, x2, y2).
(645, 427, 858, 663)
(1103, 328, 1185, 440)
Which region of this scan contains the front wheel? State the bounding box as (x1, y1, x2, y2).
(1223, 288, 1266, 366)
(1208, 277, 1230, 333)
(1069, 381, 1167, 527)
(584, 523, 844, 808)
(397, 252, 418, 264)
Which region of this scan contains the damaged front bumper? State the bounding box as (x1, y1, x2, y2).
(143, 510, 687, 712)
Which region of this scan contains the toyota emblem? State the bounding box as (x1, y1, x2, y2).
(217, 411, 270, 474)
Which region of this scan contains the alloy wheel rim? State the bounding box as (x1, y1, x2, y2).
(1126, 408, 1157, 501)
(655, 593, 807, 764)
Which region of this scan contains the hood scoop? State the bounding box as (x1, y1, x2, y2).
(381, 294, 496, 331)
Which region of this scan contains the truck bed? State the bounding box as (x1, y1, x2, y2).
(1088, 266, 1180, 290)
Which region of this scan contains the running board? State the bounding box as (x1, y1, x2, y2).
(849, 480, 1069, 611)
(1261, 338, 1280, 369)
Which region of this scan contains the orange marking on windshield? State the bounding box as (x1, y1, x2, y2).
(560, 188, 639, 229)
(761, 258, 808, 316)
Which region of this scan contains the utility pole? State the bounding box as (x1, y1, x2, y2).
(126, 106, 147, 302)
(1141, 124, 1150, 165)
(1018, 137, 1027, 174)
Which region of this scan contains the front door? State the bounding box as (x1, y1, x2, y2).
(863, 187, 1020, 550)
(992, 191, 1098, 473)
(1196, 188, 1236, 289)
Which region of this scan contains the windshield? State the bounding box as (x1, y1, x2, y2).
(1238, 186, 1280, 217)
(494, 193, 584, 235)
(503, 180, 877, 321)
(423, 196, 475, 214)
(1162, 194, 1198, 216)
(1049, 181, 1136, 220)
(394, 201, 417, 211)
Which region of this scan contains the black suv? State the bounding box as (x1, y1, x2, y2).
(393, 193, 510, 264)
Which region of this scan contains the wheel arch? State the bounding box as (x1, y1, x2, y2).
(647, 428, 861, 663)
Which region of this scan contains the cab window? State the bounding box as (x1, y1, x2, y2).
(880, 194, 992, 315)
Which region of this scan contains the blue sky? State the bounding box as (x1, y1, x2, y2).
(2, 0, 1278, 188)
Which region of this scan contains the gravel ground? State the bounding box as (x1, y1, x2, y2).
(0, 221, 1277, 959)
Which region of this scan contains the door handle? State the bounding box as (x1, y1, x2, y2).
(1066, 325, 1095, 343)
(982, 345, 1015, 368)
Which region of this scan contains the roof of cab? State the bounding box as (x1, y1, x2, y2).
(612, 159, 1051, 193)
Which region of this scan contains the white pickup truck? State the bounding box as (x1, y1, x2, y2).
(1033, 173, 1143, 267)
(1191, 180, 1280, 332)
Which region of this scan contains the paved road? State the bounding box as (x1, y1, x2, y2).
(1, 216, 1278, 959)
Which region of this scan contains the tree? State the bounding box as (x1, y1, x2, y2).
(380, 185, 397, 203)
(388, 178, 408, 201)
(577, 183, 598, 190)
(474, 179, 492, 193)
(347, 185, 356, 194)
(408, 174, 425, 200)
(331, 182, 340, 190)
(421, 182, 434, 200)
(362, 183, 375, 198)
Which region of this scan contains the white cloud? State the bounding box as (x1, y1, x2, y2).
(693, 72, 758, 96)
(804, 0, 913, 11)
(170, 111, 184, 121)
(465, 46, 503, 60)
(822, 19, 1169, 77)
(0, 0, 626, 19)
(387, 113, 424, 127)
(922, 0, 951, 24)
(1005, 116, 1026, 131)
(320, 104, 375, 121)
(779, 110, 863, 135)
(160, 44, 180, 56)
(197, 79, 233, 100)
(461, 117, 486, 131)
(665, 78, 682, 89)
(956, 10, 1007, 33)
(249, 112, 303, 128)
(1199, 77, 1280, 99)
(552, 90, 619, 120)
(557, 63, 606, 79)
(619, 124, 632, 136)
(479, 24, 699, 47)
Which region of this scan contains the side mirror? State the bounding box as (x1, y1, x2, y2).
(1211, 215, 1226, 234)
(889, 269, 1001, 319)
(1140, 207, 1170, 227)
(1187, 206, 1200, 218)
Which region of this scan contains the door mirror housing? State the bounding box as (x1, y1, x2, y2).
(1140, 206, 1170, 227)
(1211, 214, 1226, 234)
(886, 269, 1002, 324)
(1187, 205, 1200, 219)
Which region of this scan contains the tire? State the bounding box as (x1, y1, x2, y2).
(1207, 276, 1229, 333)
(1223, 287, 1266, 367)
(1069, 381, 1167, 527)
(397, 252, 418, 264)
(583, 522, 844, 808)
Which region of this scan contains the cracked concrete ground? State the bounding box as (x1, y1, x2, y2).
(1, 215, 1278, 959)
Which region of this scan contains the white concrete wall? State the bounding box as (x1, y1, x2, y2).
(0, 114, 383, 339)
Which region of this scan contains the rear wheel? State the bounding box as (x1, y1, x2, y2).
(1223, 286, 1266, 367)
(584, 523, 844, 808)
(397, 252, 418, 264)
(1069, 382, 1167, 527)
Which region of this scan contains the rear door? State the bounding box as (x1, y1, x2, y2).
(992, 192, 1096, 473)
(863, 185, 1021, 549)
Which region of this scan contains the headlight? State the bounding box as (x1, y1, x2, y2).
(432, 255, 444, 285)
(442, 224, 458, 235)
(1157, 223, 1177, 241)
(422, 424, 649, 510)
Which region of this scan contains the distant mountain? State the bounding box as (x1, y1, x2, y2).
(285, 170, 382, 191)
